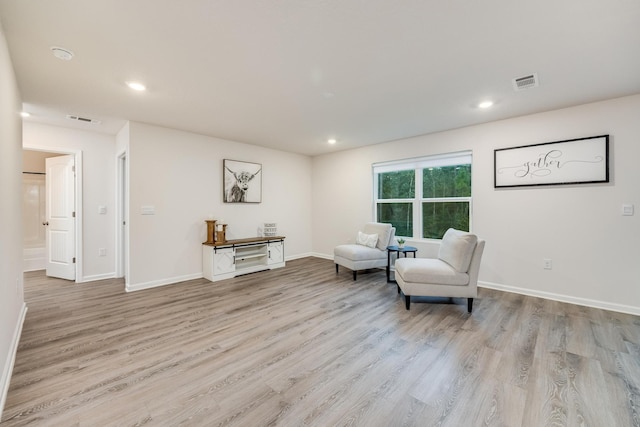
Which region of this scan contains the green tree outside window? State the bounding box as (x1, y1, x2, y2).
(375, 158, 471, 240)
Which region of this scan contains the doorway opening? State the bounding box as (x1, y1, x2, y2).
(22, 147, 83, 282)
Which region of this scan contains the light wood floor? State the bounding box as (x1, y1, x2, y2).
(2, 257, 639, 426)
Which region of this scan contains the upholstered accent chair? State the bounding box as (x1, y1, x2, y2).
(395, 228, 485, 312)
(334, 222, 396, 280)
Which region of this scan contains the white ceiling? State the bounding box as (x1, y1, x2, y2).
(1, 0, 639, 156)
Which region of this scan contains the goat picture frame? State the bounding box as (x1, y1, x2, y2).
(494, 134, 609, 188)
(223, 159, 262, 203)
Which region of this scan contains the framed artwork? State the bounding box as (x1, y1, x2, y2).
(494, 135, 609, 188)
(223, 159, 262, 203)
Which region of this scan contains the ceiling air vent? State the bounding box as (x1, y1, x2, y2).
(66, 114, 102, 124)
(512, 73, 539, 91)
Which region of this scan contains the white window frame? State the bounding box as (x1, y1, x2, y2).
(373, 151, 472, 240)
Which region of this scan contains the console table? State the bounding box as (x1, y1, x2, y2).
(202, 236, 285, 282)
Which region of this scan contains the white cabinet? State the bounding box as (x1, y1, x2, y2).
(214, 247, 235, 276)
(268, 241, 284, 265)
(203, 237, 285, 282)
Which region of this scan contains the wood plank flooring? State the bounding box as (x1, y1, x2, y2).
(2, 257, 639, 426)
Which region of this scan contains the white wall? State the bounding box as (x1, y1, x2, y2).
(126, 122, 312, 290)
(22, 123, 116, 282)
(0, 20, 27, 419)
(312, 94, 640, 315)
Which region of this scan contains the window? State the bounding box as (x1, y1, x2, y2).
(374, 152, 472, 239)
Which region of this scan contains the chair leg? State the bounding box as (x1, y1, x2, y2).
(335, 264, 339, 274)
(467, 298, 474, 313)
(353, 270, 357, 281)
(404, 295, 410, 310)
(397, 284, 400, 294)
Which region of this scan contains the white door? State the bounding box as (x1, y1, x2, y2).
(45, 155, 76, 280)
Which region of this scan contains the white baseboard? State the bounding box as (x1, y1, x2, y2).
(1, 303, 27, 421)
(310, 252, 333, 261)
(127, 254, 320, 292)
(479, 280, 640, 316)
(126, 273, 204, 293)
(80, 272, 116, 283)
(286, 252, 315, 261)
(127, 253, 319, 292)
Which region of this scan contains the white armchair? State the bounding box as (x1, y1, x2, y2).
(395, 228, 485, 312)
(334, 222, 396, 280)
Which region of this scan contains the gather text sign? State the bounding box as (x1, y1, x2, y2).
(494, 135, 609, 188)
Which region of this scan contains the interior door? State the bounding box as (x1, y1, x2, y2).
(45, 155, 76, 280)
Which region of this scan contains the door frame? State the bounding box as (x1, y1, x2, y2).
(116, 150, 129, 282)
(23, 145, 83, 283)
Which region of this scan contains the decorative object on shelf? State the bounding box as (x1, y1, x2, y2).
(263, 222, 277, 237)
(494, 134, 609, 188)
(223, 159, 262, 203)
(397, 238, 405, 249)
(205, 220, 217, 244)
(216, 223, 228, 243)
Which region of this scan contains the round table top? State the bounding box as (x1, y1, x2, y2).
(386, 245, 417, 252)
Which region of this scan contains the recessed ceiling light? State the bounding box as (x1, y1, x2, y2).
(20, 111, 30, 118)
(328, 138, 337, 145)
(50, 46, 74, 61)
(478, 100, 494, 109)
(126, 81, 146, 91)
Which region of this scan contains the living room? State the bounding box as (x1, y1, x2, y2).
(2, 1, 640, 425)
(19, 94, 640, 314)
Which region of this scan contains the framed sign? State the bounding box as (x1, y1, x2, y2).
(494, 135, 609, 188)
(223, 159, 262, 203)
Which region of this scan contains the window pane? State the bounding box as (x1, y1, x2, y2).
(377, 170, 415, 199)
(422, 202, 469, 239)
(422, 165, 471, 198)
(377, 203, 412, 237)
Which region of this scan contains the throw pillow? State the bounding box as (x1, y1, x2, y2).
(356, 231, 379, 248)
(362, 222, 392, 251)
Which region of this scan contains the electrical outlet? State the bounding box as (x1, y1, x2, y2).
(98, 248, 106, 257)
(543, 259, 552, 270)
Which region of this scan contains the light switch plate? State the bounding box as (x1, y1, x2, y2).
(98, 205, 107, 214)
(622, 204, 634, 216)
(141, 206, 155, 215)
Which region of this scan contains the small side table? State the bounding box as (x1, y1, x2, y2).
(386, 245, 417, 282)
